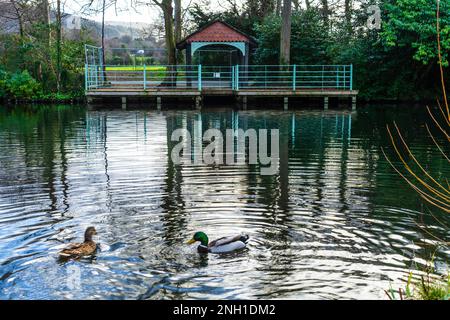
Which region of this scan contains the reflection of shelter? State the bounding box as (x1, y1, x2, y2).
(176, 20, 257, 67)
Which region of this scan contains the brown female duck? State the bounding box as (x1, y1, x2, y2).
(59, 227, 98, 258)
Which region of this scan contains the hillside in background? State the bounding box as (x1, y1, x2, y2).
(0, 2, 163, 47)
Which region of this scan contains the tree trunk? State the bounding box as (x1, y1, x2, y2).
(174, 0, 182, 64)
(18, 16, 24, 39)
(157, 0, 177, 86)
(56, 0, 62, 92)
(275, 0, 281, 16)
(174, 0, 181, 43)
(101, 0, 106, 66)
(321, 0, 329, 29)
(37, 0, 51, 82)
(101, 0, 107, 83)
(279, 0, 291, 65)
(41, 0, 50, 45)
(10, 1, 24, 41)
(305, 0, 311, 10)
(344, 0, 352, 34)
(160, 0, 176, 65)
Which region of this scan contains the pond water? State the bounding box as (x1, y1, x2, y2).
(0, 104, 448, 300)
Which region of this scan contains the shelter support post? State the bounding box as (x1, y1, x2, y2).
(157, 96, 162, 110)
(352, 96, 356, 110)
(195, 96, 202, 110)
(284, 97, 289, 111)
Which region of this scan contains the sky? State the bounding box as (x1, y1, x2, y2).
(64, 0, 240, 24)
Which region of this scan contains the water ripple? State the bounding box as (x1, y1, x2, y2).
(0, 105, 448, 299)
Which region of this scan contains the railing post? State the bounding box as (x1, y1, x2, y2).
(85, 64, 88, 91)
(231, 66, 235, 90)
(143, 64, 146, 90)
(350, 64, 353, 90)
(292, 64, 296, 91)
(95, 64, 98, 88)
(198, 64, 202, 91)
(336, 65, 345, 89)
(321, 65, 324, 90)
(265, 65, 267, 89)
(99, 47, 104, 86)
(236, 65, 239, 91)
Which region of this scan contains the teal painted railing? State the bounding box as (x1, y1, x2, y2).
(236, 65, 353, 90)
(85, 64, 353, 92)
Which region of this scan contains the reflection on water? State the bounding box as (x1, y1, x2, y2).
(0, 104, 448, 299)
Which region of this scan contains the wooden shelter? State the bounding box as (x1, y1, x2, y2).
(176, 21, 257, 66)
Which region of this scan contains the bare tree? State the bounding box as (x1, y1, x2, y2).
(344, 0, 352, 33)
(245, 0, 275, 19)
(140, 0, 177, 86)
(37, 0, 51, 82)
(321, 0, 329, 29)
(305, 0, 311, 10)
(174, 0, 181, 42)
(101, 0, 106, 67)
(275, 0, 281, 16)
(148, 0, 176, 65)
(80, 0, 116, 64)
(279, 0, 291, 65)
(174, 0, 182, 64)
(41, 0, 50, 24)
(56, 0, 62, 92)
(5, 0, 27, 39)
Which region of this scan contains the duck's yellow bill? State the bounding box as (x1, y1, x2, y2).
(187, 239, 196, 245)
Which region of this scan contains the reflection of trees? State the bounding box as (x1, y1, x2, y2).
(101, 113, 112, 212)
(41, 110, 57, 212)
(258, 112, 295, 286)
(382, 5, 449, 245)
(161, 112, 187, 246)
(0, 105, 85, 216)
(58, 108, 70, 214)
(246, 111, 363, 297)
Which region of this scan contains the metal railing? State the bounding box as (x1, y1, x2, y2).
(85, 64, 353, 91)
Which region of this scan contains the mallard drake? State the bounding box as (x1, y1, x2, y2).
(187, 231, 249, 253)
(59, 227, 98, 258)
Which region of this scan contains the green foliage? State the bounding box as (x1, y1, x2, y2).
(413, 257, 450, 300)
(381, 0, 450, 66)
(386, 254, 450, 300)
(253, 9, 330, 65)
(188, 3, 258, 37)
(38, 92, 83, 101)
(0, 69, 83, 101)
(5, 71, 41, 99)
(0, 23, 95, 101)
(0, 69, 7, 98)
(416, 274, 449, 300)
(251, 4, 449, 100)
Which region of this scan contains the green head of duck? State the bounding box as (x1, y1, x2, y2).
(187, 231, 209, 246)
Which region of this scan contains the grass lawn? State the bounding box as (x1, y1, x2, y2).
(105, 66, 167, 71)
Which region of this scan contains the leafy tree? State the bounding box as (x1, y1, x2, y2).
(254, 9, 330, 65)
(0, 69, 8, 98)
(381, 0, 450, 66)
(6, 70, 41, 99)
